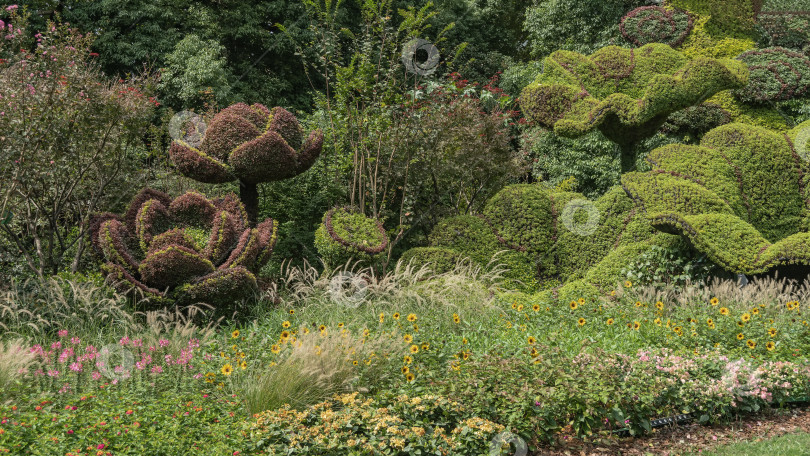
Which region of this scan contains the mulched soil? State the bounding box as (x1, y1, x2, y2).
(530, 404, 810, 455)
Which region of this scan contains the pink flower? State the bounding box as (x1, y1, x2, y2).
(69, 362, 82, 372)
(125, 410, 133, 415)
(70, 337, 80, 345)
(67, 429, 74, 434)
(5, 5, 18, 11)
(47, 369, 59, 377)
(151, 366, 163, 374)
(58, 329, 68, 338)
(97, 443, 105, 450)
(119, 336, 130, 346)
(51, 341, 62, 350)
(91, 371, 102, 381)
(158, 339, 170, 347)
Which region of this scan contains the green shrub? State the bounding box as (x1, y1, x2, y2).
(314, 207, 388, 269)
(660, 103, 733, 142)
(733, 46, 810, 104)
(520, 43, 748, 171)
(398, 247, 463, 275)
(620, 6, 694, 47)
(756, 12, 810, 54)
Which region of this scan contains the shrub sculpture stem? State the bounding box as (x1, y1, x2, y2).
(240, 180, 259, 228)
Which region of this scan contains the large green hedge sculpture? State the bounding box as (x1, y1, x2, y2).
(621, 122, 810, 275)
(169, 103, 323, 226)
(520, 43, 748, 171)
(314, 207, 389, 269)
(90, 188, 277, 306)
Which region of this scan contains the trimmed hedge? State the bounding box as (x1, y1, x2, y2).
(733, 46, 810, 104)
(314, 207, 389, 268)
(90, 188, 277, 306)
(620, 122, 810, 274)
(620, 6, 694, 47)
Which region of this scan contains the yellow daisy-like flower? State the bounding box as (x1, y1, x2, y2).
(410, 345, 419, 354)
(393, 313, 400, 320)
(656, 301, 664, 310)
(768, 328, 777, 337)
(403, 355, 412, 364)
(741, 313, 751, 323)
(766, 341, 775, 351)
(747, 339, 756, 349)
(401, 366, 410, 374)
(318, 325, 326, 332)
(221, 364, 233, 376)
(462, 352, 470, 360)
(220, 351, 228, 359)
(707, 318, 714, 326)
(720, 307, 730, 316)
(569, 301, 578, 310)
(578, 298, 585, 305)
(606, 318, 614, 326)
(654, 318, 662, 326)
(530, 348, 539, 358)
(413, 324, 419, 332)
(288, 309, 295, 315)
(710, 297, 719, 306)
(633, 321, 641, 331)
(405, 373, 415, 382)
(708, 322, 715, 329)
(578, 318, 586, 326)
(532, 304, 540, 312)
(527, 336, 536, 345)
(282, 321, 291, 328)
(737, 333, 745, 340)
(421, 343, 429, 351)
(337, 322, 344, 328)
(462, 337, 468, 345)
(280, 330, 291, 340)
(363, 328, 370, 337)
(752, 308, 759, 315)
(610, 290, 616, 297)
(270, 344, 280, 354)
(737, 320, 745, 328)
(352, 360, 359, 366)
(517, 304, 524, 312)
(511, 301, 517, 309)
(379, 313, 385, 323)
(624, 281, 632, 288)
(240, 361, 247, 370)
(635, 301, 642, 308)
(231, 330, 240, 339)
(404, 334, 413, 343)
(452, 313, 460, 323)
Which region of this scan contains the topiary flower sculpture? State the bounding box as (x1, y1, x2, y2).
(168, 102, 323, 226)
(520, 43, 748, 172)
(91, 188, 277, 306)
(620, 6, 694, 48)
(621, 122, 810, 276)
(314, 207, 389, 268)
(733, 47, 810, 105)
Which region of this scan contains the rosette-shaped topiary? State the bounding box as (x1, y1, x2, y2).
(733, 47, 810, 104)
(520, 43, 748, 171)
(620, 6, 694, 48)
(621, 122, 810, 275)
(314, 207, 389, 268)
(90, 188, 277, 306)
(168, 102, 323, 226)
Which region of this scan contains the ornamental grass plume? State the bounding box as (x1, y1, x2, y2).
(0, 338, 36, 401)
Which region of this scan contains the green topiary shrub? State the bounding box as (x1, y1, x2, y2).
(621, 122, 810, 275)
(667, 0, 760, 34)
(90, 188, 276, 306)
(398, 247, 463, 275)
(169, 102, 323, 225)
(733, 46, 810, 104)
(660, 102, 732, 142)
(427, 215, 501, 266)
(520, 43, 748, 171)
(620, 6, 694, 47)
(314, 207, 388, 269)
(756, 12, 810, 55)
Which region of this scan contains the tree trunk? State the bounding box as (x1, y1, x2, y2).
(240, 180, 259, 228)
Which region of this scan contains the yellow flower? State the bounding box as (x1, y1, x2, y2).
(453, 313, 460, 323)
(403, 355, 412, 364)
(413, 324, 419, 332)
(421, 343, 429, 351)
(338, 322, 344, 328)
(532, 304, 540, 312)
(578, 298, 585, 305)
(405, 372, 415, 382)
(231, 330, 240, 339)
(737, 321, 745, 328)
(527, 336, 536, 345)
(610, 290, 616, 297)
(221, 364, 233, 376)
(379, 313, 385, 323)
(578, 318, 586, 326)
(633, 321, 641, 331)
(656, 301, 664, 310)
(240, 361, 247, 370)
(280, 330, 291, 341)
(363, 328, 370, 337)
(766, 341, 775, 351)
(319, 324, 326, 332)
(654, 318, 662, 326)
(410, 345, 419, 354)
(752, 308, 759, 315)
(352, 360, 358, 366)
(737, 333, 745, 340)
(270, 344, 280, 354)
(706, 318, 714, 326)
(741, 313, 751, 323)
(462, 337, 468, 345)
(401, 366, 410, 374)
(606, 318, 614, 326)
(404, 334, 413, 343)
(393, 313, 400, 320)
(288, 309, 295, 315)
(710, 297, 719, 306)
(517, 304, 524, 311)
(568, 301, 578, 311)
(407, 313, 417, 322)
(462, 352, 470, 360)
(768, 328, 777, 337)
(635, 301, 642, 308)
(282, 321, 291, 328)
(720, 307, 730, 316)
(747, 339, 756, 349)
